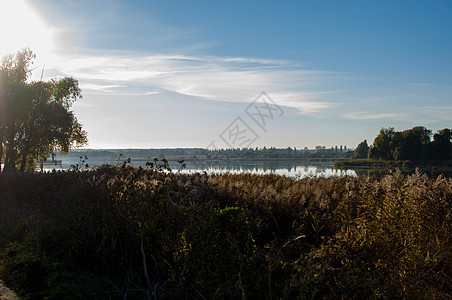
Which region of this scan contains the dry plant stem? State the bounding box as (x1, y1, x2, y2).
(238, 260, 247, 300)
(141, 235, 153, 299)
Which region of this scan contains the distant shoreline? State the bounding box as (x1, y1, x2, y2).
(134, 156, 351, 163)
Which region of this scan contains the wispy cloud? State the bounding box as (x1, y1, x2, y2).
(17, 1, 338, 116)
(35, 51, 339, 114)
(412, 105, 452, 123)
(343, 112, 405, 120)
(81, 83, 126, 93)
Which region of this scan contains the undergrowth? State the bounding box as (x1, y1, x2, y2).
(0, 165, 451, 299)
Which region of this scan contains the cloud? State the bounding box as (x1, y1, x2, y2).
(343, 112, 405, 120)
(41, 51, 338, 114)
(81, 83, 126, 93)
(412, 105, 452, 122)
(14, 1, 339, 116)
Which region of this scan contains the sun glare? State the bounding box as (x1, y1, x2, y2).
(0, 0, 56, 76)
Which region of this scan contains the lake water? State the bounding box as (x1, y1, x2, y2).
(183, 161, 357, 177)
(41, 159, 357, 178)
(15, 159, 451, 178)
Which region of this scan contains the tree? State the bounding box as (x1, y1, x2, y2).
(0, 49, 87, 172)
(399, 126, 431, 160)
(430, 128, 452, 159)
(369, 126, 437, 161)
(368, 146, 379, 159)
(372, 128, 396, 160)
(353, 139, 369, 159)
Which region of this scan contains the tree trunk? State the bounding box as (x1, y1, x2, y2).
(4, 147, 17, 172)
(19, 146, 29, 172)
(3, 130, 17, 173)
(0, 130, 4, 172)
(0, 140, 3, 173)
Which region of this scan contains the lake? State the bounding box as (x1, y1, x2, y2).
(41, 158, 359, 177)
(23, 158, 452, 178)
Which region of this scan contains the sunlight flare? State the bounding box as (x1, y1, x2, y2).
(0, 0, 57, 77)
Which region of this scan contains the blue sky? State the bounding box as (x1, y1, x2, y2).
(2, 0, 452, 149)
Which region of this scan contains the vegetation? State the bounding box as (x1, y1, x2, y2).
(337, 127, 452, 172)
(191, 146, 353, 160)
(0, 49, 87, 173)
(0, 164, 451, 299)
(353, 139, 370, 159)
(365, 126, 451, 161)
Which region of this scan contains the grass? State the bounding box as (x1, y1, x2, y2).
(0, 165, 451, 299)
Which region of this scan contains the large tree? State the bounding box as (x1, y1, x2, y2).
(430, 129, 452, 159)
(0, 49, 87, 172)
(399, 126, 431, 160)
(370, 128, 396, 160)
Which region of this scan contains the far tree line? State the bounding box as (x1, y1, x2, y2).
(354, 126, 452, 161)
(57, 146, 354, 163)
(192, 146, 352, 160)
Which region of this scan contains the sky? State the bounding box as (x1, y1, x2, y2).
(1, 0, 451, 149)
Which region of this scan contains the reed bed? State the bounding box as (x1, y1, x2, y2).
(0, 166, 451, 299)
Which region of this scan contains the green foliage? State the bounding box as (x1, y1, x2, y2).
(432, 129, 452, 159)
(353, 139, 369, 159)
(0, 167, 451, 298)
(0, 48, 87, 173)
(369, 126, 451, 161)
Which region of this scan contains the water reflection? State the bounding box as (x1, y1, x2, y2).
(181, 161, 356, 178)
(38, 158, 452, 178)
(43, 159, 357, 178)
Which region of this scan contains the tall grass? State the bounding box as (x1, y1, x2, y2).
(0, 166, 451, 299)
